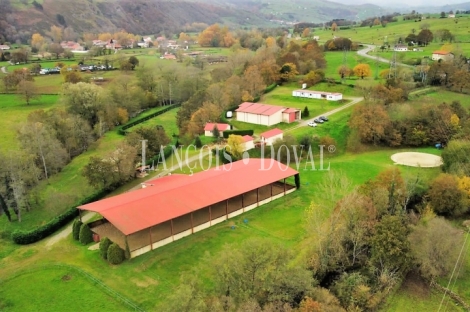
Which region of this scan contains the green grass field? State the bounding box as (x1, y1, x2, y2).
(0, 266, 132, 311)
(0, 94, 59, 149)
(0, 146, 446, 311)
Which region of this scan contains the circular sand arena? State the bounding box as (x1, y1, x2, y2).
(391, 152, 443, 168)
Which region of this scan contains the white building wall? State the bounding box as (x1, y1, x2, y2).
(243, 141, 255, 151)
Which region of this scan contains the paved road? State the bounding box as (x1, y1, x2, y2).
(45, 211, 96, 248)
(357, 44, 414, 68)
(286, 96, 363, 132)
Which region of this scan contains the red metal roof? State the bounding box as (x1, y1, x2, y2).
(78, 159, 298, 235)
(260, 128, 283, 139)
(236, 102, 286, 116)
(242, 135, 254, 142)
(433, 50, 451, 55)
(283, 108, 299, 114)
(204, 123, 230, 131)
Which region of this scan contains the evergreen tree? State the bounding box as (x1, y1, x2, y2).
(303, 106, 310, 118)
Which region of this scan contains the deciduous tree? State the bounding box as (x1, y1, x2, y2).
(353, 63, 372, 79)
(17, 80, 40, 105)
(428, 173, 467, 216)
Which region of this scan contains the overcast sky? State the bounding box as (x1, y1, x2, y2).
(333, 0, 466, 7)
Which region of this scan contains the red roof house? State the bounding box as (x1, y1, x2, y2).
(260, 128, 283, 146)
(432, 50, 454, 61)
(204, 123, 231, 137)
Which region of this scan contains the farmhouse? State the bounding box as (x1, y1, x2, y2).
(394, 44, 408, 52)
(432, 50, 454, 61)
(78, 159, 299, 258)
(204, 123, 231, 137)
(60, 41, 84, 51)
(236, 102, 301, 126)
(242, 135, 255, 151)
(0, 44, 10, 50)
(260, 128, 283, 146)
(292, 89, 343, 101)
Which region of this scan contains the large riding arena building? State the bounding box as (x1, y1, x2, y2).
(79, 159, 299, 258)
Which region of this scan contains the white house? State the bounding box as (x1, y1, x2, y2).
(242, 135, 254, 151)
(432, 50, 454, 61)
(204, 123, 231, 137)
(137, 42, 149, 48)
(394, 44, 408, 52)
(292, 90, 343, 101)
(0, 45, 10, 50)
(236, 102, 301, 126)
(313, 36, 320, 41)
(448, 14, 456, 18)
(260, 129, 283, 146)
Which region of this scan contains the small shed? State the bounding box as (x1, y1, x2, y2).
(282, 108, 301, 123)
(242, 135, 255, 151)
(260, 128, 283, 146)
(204, 123, 231, 137)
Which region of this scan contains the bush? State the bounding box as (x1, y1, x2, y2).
(99, 237, 113, 260)
(72, 220, 82, 240)
(107, 243, 125, 264)
(79, 223, 93, 245)
(194, 136, 202, 148)
(11, 189, 108, 245)
(223, 130, 254, 139)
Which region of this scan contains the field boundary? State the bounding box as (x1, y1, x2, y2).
(0, 263, 145, 312)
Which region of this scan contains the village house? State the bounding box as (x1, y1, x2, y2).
(432, 50, 454, 62)
(60, 41, 84, 51)
(204, 123, 231, 137)
(236, 102, 301, 126)
(0, 44, 10, 50)
(394, 44, 408, 52)
(260, 128, 283, 146)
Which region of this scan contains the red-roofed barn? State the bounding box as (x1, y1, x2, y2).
(260, 128, 283, 146)
(236, 102, 300, 126)
(79, 159, 299, 258)
(204, 123, 231, 137)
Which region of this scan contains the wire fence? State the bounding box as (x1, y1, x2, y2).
(0, 263, 146, 312)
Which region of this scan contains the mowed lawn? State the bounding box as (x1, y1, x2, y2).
(129, 108, 180, 137)
(0, 267, 132, 312)
(0, 94, 59, 149)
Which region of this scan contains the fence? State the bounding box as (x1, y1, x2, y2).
(117, 103, 181, 135)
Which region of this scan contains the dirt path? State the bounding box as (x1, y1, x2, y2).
(45, 212, 96, 249)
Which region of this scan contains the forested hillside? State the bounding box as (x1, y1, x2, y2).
(0, 0, 269, 44)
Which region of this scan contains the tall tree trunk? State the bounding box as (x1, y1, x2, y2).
(0, 193, 11, 222)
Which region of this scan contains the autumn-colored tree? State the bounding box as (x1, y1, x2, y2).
(48, 43, 64, 59)
(298, 297, 322, 312)
(198, 24, 234, 47)
(31, 33, 45, 50)
(331, 22, 338, 31)
(349, 104, 391, 144)
(116, 108, 129, 125)
(353, 64, 372, 79)
(279, 62, 299, 82)
(373, 18, 381, 26)
(304, 70, 325, 86)
(241, 90, 254, 102)
(178, 32, 191, 42)
(243, 65, 266, 98)
(186, 102, 222, 137)
(265, 36, 276, 48)
(98, 33, 113, 42)
(428, 173, 467, 216)
(17, 80, 40, 105)
(338, 65, 351, 80)
(302, 28, 311, 38)
(49, 25, 63, 43)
